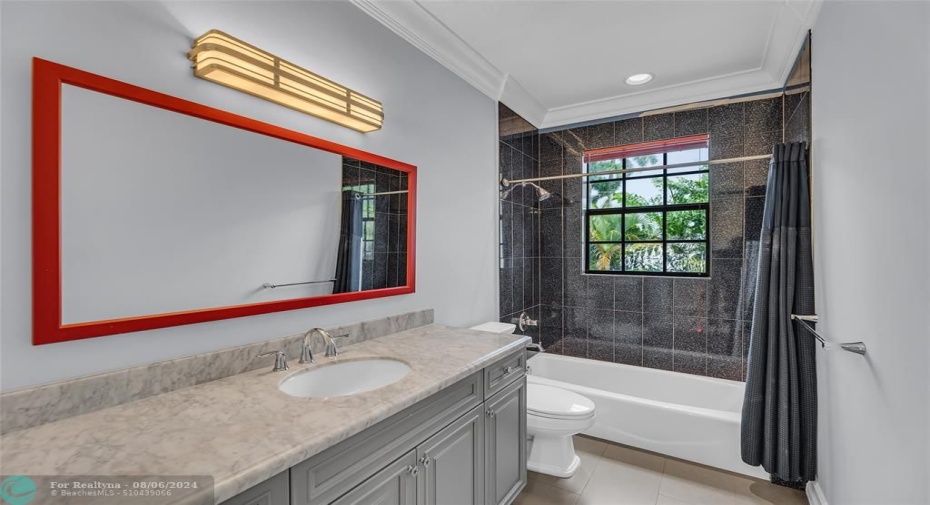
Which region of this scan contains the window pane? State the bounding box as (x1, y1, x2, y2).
(625, 243, 663, 272)
(588, 181, 623, 209)
(666, 209, 707, 240)
(625, 177, 663, 207)
(624, 212, 663, 241)
(667, 147, 708, 173)
(588, 159, 623, 181)
(667, 242, 707, 273)
(667, 173, 709, 204)
(589, 214, 623, 242)
(626, 154, 663, 177)
(589, 244, 622, 271)
(364, 221, 374, 240)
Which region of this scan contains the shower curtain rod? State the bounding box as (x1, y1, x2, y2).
(500, 153, 772, 187)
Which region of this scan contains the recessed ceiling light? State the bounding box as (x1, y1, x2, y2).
(625, 73, 654, 86)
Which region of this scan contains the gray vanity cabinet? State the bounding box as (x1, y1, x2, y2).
(224, 349, 527, 505)
(221, 470, 289, 505)
(484, 378, 527, 505)
(330, 450, 418, 505)
(417, 406, 485, 505)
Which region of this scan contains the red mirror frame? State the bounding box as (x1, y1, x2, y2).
(32, 58, 416, 345)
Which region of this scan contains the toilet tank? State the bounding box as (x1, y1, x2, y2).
(469, 322, 516, 334)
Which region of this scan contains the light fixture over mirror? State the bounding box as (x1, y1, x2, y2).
(188, 30, 384, 133)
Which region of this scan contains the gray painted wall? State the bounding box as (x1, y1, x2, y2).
(0, 1, 498, 391)
(811, 2, 929, 502)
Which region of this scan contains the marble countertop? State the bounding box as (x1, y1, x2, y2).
(0, 325, 529, 504)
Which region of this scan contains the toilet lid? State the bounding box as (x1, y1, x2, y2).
(527, 384, 595, 420)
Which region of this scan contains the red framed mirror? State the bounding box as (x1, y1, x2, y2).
(32, 58, 416, 345)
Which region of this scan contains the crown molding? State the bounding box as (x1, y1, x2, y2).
(499, 75, 547, 127)
(349, 0, 504, 99)
(540, 67, 776, 128)
(352, 0, 823, 129)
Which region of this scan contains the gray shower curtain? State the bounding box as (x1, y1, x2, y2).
(333, 190, 362, 294)
(741, 142, 817, 483)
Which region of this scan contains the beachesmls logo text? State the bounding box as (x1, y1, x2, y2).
(0, 475, 36, 505)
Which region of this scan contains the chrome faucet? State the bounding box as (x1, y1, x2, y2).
(299, 328, 340, 364)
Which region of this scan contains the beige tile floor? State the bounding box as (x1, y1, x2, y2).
(514, 436, 808, 505)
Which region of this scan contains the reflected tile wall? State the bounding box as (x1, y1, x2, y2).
(343, 158, 408, 290)
(520, 92, 810, 382)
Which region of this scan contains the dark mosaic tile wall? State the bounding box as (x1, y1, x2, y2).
(342, 157, 408, 290)
(498, 104, 541, 343)
(529, 94, 812, 382)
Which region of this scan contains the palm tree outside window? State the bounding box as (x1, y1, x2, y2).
(584, 135, 710, 276)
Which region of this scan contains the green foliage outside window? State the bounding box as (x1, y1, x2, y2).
(585, 150, 709, 275)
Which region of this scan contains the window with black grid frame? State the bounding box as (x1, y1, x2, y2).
(584, 135, 710, 276)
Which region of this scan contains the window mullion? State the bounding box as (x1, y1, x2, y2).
(663, 152, 668, 273)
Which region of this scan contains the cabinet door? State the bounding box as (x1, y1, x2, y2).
(485, 378, 526, 505)
(220, 470, 288, 505)
(330, 450, 417, 505)
(417, 405, 485, 505)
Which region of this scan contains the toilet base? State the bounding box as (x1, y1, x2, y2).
(527, 434, 582, 478)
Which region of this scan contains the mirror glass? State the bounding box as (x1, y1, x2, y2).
(59, 84, 409, 325)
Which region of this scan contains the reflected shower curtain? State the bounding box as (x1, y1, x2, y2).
(741, 142, 817, 483)
(333, 190, 362, 294)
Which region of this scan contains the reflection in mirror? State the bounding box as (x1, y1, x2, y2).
(58, 84, 409, 326)
(336, 158, 408, 293)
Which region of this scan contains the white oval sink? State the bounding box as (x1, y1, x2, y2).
(278, 359, 412, 398)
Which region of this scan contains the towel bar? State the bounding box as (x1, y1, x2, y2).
(790, 314, 867, 355)
(262, 279, 336, 289)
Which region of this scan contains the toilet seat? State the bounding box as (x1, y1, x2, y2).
(527, 384, 595, 420)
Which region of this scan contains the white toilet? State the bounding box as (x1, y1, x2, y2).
(470, 322, 596, 478)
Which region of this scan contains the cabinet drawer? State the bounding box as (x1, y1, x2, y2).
(483, 350, 526, 399)
(221, 470, 288, 505)
(291, 371, 483, 504)
(329, 450, 417, 505)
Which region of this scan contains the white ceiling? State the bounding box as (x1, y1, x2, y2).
(350, 0, 822, 128)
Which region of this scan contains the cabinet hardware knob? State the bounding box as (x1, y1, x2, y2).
(503, 366, 514, 374)
(406, 465, 419, 477)
(419, 456, 431, 467)
(486, 409, 496, 418)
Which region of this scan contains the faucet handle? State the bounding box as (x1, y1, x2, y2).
(257, 350, 289, 372)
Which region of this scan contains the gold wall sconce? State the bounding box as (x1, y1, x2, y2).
(188, 30, 383, 133)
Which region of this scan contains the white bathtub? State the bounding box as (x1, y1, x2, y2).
(526, 352, 767, 479)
